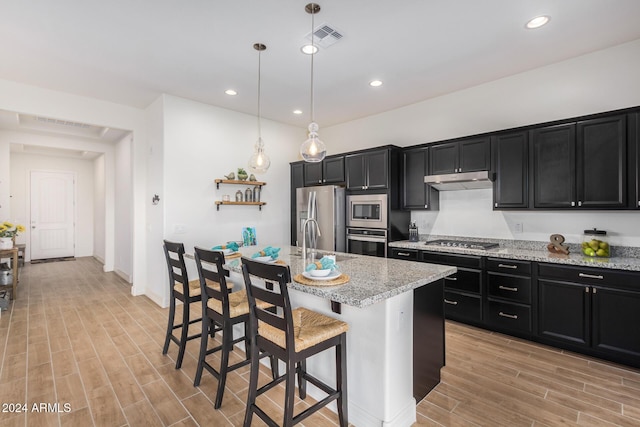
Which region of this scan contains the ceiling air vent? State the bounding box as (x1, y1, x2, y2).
(305, 23, 344, 49)
(35, 116, 92, 129)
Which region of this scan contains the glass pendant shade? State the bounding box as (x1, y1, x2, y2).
(300, 122, 326, 162)
(248, 136, 271, 173)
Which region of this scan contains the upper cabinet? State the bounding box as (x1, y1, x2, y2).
(429, 137, 491, 175)
(402, 147, 439, 210)
(531, 115, 627, 209)
(628, 112, 640, 209)
(492, 131, 528, 209)
(303, 155, 345, 186)
(346, 149, 389, 190)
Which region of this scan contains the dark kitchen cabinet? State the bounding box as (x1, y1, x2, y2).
(629, 112, 640, 209)
(429, 137, 490, 175)
(402, 147, 439, 210)
(532, 115, 627, 209)
(290, 162, 304, 245)
(537, 263, 640, 367)
(303, 155, 345, 186)
(576, 115, 627, 208)
(420, 251, 483, 326)
(531, 123, 576, 208)
(346, 149, 389, 190)
(492, 131, 528, 209)
(485, 258, 533, 337)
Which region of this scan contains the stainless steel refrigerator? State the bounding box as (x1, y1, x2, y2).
(295, 185, 345, 253)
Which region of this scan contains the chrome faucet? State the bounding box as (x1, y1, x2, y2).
(301, 218, 321, 264)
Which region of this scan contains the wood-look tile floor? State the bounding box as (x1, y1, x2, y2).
(0, 257, 639, 426)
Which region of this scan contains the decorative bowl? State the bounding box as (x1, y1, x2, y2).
(309, 269, 331, 277)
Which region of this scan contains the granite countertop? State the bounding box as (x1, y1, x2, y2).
(389, 240, 640, 272)
(225, 246, 456, 308)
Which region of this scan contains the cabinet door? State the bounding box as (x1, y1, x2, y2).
(632, 113, 640, 209)
(290, 163, 304, 245)
(459, 137, 490, 172)
(403, 148, 430, 209)
(345, 154, 367, 190)
(532, 124, 576, 208)
(303, 162, 323, 186)
(592, 285, 640, 360)
(576, 115, 627, 208)
(538, 279, 589, 347)
(323, 156, 345, 184)
(429, 142, 458, 174)
(492, 132, 528, 209)
(365, 150, 389, 189)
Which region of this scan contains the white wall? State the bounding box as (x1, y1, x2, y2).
(114, 133, 133, 281)
(323, 39, 640, 247)
(93, 155, 106, 262)
(145, 94, 304, 307)
(0, 138, 9, 220)
(9, 152, 95, 260)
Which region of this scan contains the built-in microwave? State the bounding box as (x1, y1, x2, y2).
(346, 194, 388, 229)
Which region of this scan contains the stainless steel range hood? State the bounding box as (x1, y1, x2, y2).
(424, 170, 494, 191)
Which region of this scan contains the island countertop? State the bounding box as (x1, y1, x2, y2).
(226, 246, 456, 309)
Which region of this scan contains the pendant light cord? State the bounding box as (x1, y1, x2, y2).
(257, 48, 262, 140)
(310, 6, 315, 124)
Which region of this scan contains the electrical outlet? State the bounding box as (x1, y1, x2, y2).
(514, 223, 523, 234)
(174, 224, 187, 234)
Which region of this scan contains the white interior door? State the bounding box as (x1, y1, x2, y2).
(30, 171, 76, 260)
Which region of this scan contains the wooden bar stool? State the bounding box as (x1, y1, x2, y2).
(193, 247, 277, 409)
(162, 240, 203, 369)
(240, 257, 348, 427)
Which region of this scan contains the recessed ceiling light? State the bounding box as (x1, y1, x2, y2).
(224, 89, 237, 96)
(293, 109, 303, 115)
(525, 15, 550, 29)
(369, 80, 383, 87)
(301, 44, 318, 55)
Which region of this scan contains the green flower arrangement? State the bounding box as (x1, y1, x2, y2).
(0, 221, 25, 238)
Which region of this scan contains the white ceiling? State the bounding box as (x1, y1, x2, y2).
(2, 0, 640, 129)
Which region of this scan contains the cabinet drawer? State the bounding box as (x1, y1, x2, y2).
(486, 258, 531, 275)
(443, 268, 482, 294)
(538, 263, 639, 289)
(444, 291, 482, 323)
(487, 273, 531, 304)
(421, 251, 482, 269)
(486, 300, 531, 333)
(390, 248, 418, 261)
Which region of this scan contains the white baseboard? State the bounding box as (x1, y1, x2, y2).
(93, 255, 105, 264)
(114, 269, 132, 283)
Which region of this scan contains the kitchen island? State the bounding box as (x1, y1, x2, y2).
(222, 246, 456, 427)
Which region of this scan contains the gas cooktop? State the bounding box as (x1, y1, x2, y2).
(425, 239, 499, 250)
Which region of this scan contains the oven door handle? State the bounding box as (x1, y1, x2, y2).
(347, 235, 387, 243)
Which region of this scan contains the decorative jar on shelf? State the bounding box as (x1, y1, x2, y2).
(235, 190, 243, 202)
(245, 187, 253, 202)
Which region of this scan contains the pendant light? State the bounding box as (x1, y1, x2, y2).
(300, 3, 327, 163)
(248, 43, 271, 174)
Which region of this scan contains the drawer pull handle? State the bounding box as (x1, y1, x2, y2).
(499, 311, 518, 320)
(397, 252, 411, 256)
(498, 285, 518, 292)
(579, 273, 603, 280)
(444, 276, 458, 281)
(444, 299, 458, 305)
(498, 264, 518, 269)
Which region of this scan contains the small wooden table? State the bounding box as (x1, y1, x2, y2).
(0, 247, 19, 300)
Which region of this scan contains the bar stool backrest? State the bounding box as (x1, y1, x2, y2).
(193, 247, 231, 316)
(241, 257, 294, 355)
(163, 240, 191, 300)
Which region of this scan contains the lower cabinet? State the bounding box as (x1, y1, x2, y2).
(420, 251, 483, 326)
(485, 258, 533, 338)
(537, 263, 640, 368)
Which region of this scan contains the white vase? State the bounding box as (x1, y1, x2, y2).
(0, 237, 13, 250)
